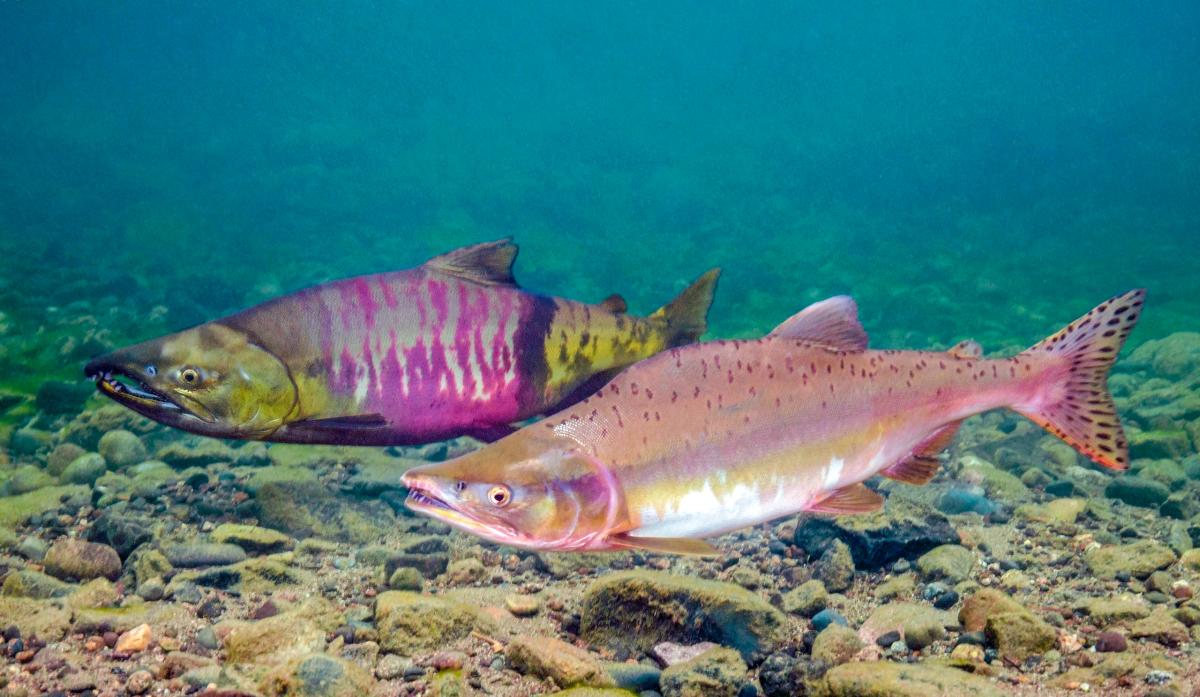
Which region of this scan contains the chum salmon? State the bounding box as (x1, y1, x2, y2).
(85, 240, 719, 445)
(402, 290, 1144, 554)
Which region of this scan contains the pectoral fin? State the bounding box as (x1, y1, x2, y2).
(806, 483, 884, 514)
(880, 420, 962, 485)
(609, 533, 720, 556)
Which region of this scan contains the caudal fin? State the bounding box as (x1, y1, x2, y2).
(651, 268, 721, 347)
(1014, 289, 1145, 470)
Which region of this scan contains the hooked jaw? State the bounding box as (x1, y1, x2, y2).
(83, 353, 217, 433)
(401, 469, 530, 548)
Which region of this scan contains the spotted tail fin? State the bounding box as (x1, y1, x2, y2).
(1014, 290, 1145, 470)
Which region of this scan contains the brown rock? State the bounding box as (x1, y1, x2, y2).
(506, 635, 614, 688)
(115, 623, 153, 653)
(42, 538, 122, 581)
(958, 589, 1028, 632)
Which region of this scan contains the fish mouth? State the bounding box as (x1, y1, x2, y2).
(402, 476, 525, 544)
(84, 360, 192, 418)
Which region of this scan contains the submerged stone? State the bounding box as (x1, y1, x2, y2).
(659, 646, 747, 697)
(43, 538, 122, 581)
(506, 635, 614, 688)
(793, 498, 959, 570)
(812, 660, 1004, 697)
(374, 591, 495, 656)
(580, 570, 785, 664)
(1085, 540, 1177, 579)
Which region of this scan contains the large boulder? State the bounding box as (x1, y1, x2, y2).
(580, 570, 785, 664)
(659, 646, 747, 697)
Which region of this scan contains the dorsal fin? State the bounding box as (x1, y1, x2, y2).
(768, 296, 868, 351)
(805, 483, 884, 514)
(948, 340, 982, 359)
(599, 294, 628, 314)
(423, 239, 518, 287)
(881, 420, 962, 485)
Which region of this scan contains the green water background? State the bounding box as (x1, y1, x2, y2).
(1, 2, 1197, 390)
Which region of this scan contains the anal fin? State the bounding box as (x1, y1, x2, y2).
(609, 533, 720, 556)
(881, 420, 962, 485)
(806, 483, 884, 514)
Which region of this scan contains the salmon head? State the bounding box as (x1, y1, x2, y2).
(401, 433, 624, 550)
(84, 322, 298, 439)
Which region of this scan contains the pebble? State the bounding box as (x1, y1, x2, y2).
(125, 670, 155, 695)
(933, 590, 960, 609)
(504, 593, 541, 617)
(876, 630, 901, 647)
(811, 609, 848, 632)
(1095, 632, 1127, 652)
(196, 626, 220, 650)
(375, 654, 411, 680)
(115, 624, 152, 653)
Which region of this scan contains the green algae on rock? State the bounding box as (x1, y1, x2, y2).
(579, 570, 785, 664)
(915, 544, 975, 583)
(374, 591, 496, 656)
(811, 625, 864, 666)
(659, 646, 747, 697)
(812, 660, 1004, 697)
(1084, 540, 1177, 579)
(260, 652, 377, 697)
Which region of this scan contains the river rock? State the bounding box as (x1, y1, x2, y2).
(164, 543, 248, 568)
(2, 569, 74, 598)
(915, 544, 975, 583)
(659, 646, 746, 697)
(1105, 477, 1170, 508)
(98, 429, 148, 469)
(225, 598, 342, 664)
(0, 597, 72, 641)
(860, 602, 951, 650)
(815, 539, 855, 592)
(1128, 609, 1190, 646)
(812, 660, 1004, 697)
(958, 589, 1031, 632)
(5, 464, 55, 495)
(1085, 540, 1177, 579)
(580, 570, 786, 664)
(782, 579, 828, 617)
(811, 625, 863, 666)
(61, 452, 107, 485)
(506, 635, 614, 688)
(794, 498, 959, 570)
(374, 591, 495, 656)
(985, 611, 1057, 660)
(211, 523, 294, 554)
(261, 652, 376, 697)
(43, 538, 122, 581)
(46, 443, 86, 476)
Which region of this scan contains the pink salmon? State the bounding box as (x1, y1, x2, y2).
(85, 240, 719, 445)
(402, 290, 1143, 554)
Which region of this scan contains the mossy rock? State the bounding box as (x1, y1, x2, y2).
(3, 464, 56, 495)
(782, 579, 828, 617)
(73, 600, 191, 634)
(811, 625, 863, 666)
(0, 484, 89, 527)
(260, 652, 376, 697)
(1, 569, 74, 599)
(916, 544, 975, 583)
(225, 598, 343, 665)
(374, 591, 496, 657)
(958, 589, 1029, 632)
(580, 570, 785, 664)
(1073, 596, 1150, 624)
(659, 646, 747, 697)
(985, 611, 1057, 660)
(211, 523, 295, 554)
(811, 660, 1004, 697)
(1085, 540, 1177, 579)
(0, 597, 72, 641)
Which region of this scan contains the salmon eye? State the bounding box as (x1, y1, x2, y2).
(180, 368, 200, 385)
(488, 485, 511, 507)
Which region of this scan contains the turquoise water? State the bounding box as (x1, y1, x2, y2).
(2, 2, 1197, 372)
(2, 4, 1199, 695)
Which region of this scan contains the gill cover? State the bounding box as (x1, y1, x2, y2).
(162, 323, 297, 435)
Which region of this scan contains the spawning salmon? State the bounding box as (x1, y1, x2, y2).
(402, 290, 1143, 554)
(85, 240, 720, 445)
